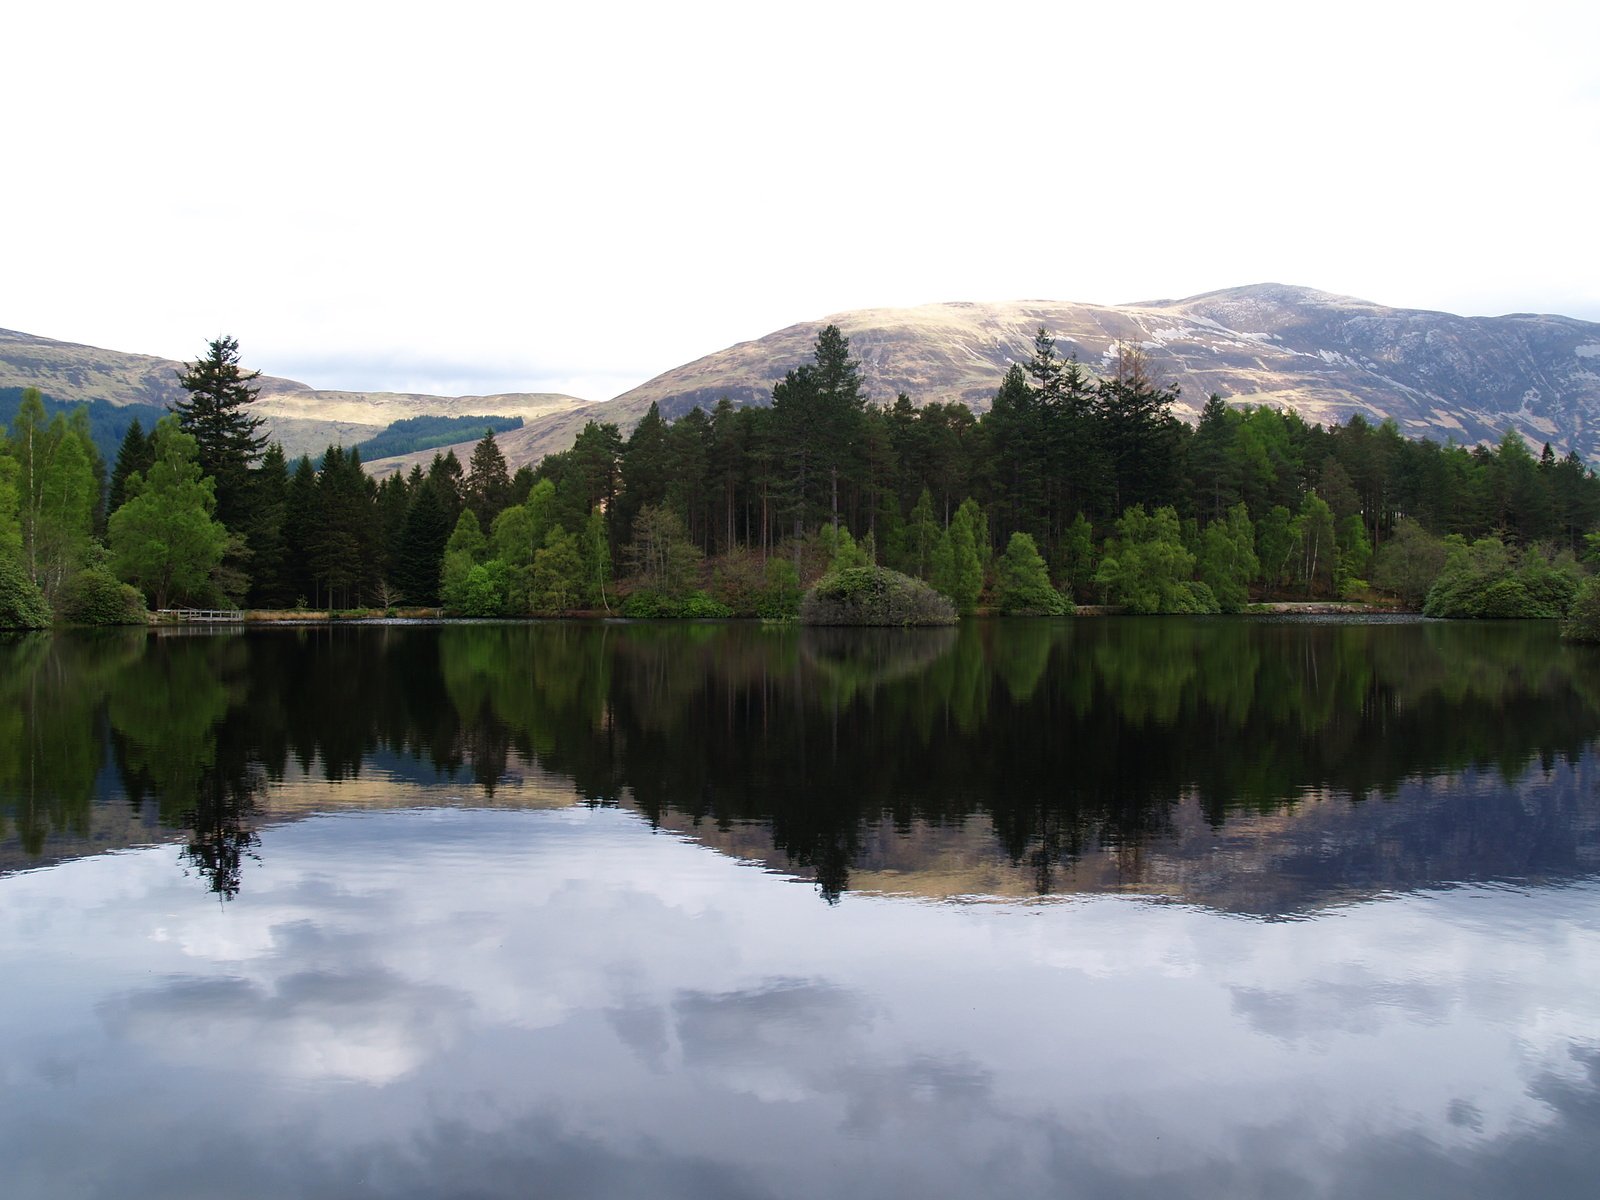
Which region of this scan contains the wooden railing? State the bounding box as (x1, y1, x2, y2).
(156, 609, 244, 623)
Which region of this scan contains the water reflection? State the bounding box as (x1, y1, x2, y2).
(1, 808, 1595, 1199)
(3, 618, 1600, 910)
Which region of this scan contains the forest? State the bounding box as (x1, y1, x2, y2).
(4, 326, 1600, 627)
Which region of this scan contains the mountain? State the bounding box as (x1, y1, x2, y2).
(405, 284, 1600, 477)
(10, 284, 1600, 472)
(0, 328, 590, 458)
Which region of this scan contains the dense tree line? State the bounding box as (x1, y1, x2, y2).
(7, 328, 1600, 627)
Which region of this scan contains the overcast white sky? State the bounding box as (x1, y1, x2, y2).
(8, 1, 1599, 400)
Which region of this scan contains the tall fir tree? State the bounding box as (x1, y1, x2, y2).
(109, 418, 157, 516)
(463, 429, 512, 529)
(173, 336, 268, 533)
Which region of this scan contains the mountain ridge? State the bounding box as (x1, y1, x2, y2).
(7, 283, 1600, 470)
(0, 327, 590, 458)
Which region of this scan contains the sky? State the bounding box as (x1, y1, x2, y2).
(8, 1, 1600, 401)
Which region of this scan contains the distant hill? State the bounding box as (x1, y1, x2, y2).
(12, 284, 1600, 475)
(0, 328, 589, 459)
(462, 285, 1600, 475)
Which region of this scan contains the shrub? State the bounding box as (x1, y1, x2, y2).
(1562, 577, 1600, 642)
(800, 565, 957, 626)
(677, 591, 732, 618)
(58, 566, 147, 625)
(622, 589, 677, 618)
(1423, 536, 1580, 619)
(0, 555, 50, 629)
(758, 558, 802, 619)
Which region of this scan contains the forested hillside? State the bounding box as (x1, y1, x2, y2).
(4, 328, 1599, 628)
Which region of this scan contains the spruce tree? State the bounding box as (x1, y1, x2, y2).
(245, 443, 291, 607)
(173, 336, 267, 532)
(109, 418, 157, 516)
(464, 429, 512, 528)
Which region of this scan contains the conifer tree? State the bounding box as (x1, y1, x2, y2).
(245, 444, 292, 607)
(464, 429, 512, 528)
(173, 336, 267, 533)
(109, 419, 156, 516)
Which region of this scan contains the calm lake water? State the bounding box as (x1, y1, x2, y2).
(3, 618, 1599, 1199)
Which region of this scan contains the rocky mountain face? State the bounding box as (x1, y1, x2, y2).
(510, 284, 1600, 468)
(0, 328, 589, 458)
(8, 284, 1600, 470)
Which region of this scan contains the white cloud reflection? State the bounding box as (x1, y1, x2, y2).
(1, 805, 1598, 1198)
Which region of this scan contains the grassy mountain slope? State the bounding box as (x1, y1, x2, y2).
(0, 328, 589, 459)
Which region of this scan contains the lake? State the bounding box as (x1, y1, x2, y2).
(2, 618, 1599, 1199)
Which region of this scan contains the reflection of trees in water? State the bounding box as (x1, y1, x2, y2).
(5, 619, 1600, 902)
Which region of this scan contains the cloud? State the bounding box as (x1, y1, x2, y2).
(102, 967, 470, 1085)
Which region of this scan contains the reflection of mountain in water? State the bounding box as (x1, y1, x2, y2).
(3, 619, 1600, 912)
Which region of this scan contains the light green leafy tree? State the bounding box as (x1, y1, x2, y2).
(931, 498, 983, 614)
(904, 488, 940, 580)
(1335, 512, 1372, 596)
(1095, 504, 1217, 614)
(533, 527, 585, 612)
(1255, 504, 1297, 599)
(996, 531, 1071, 614)
(1197, 503, 1259, 612)
(582, 506, 613, 611)
(1371, 517, 1447, 606)
(1296, 493, 1337, 596)
(108, 417, 229, 610)
(9, 390, 99, 601)
(440, 510, 488, 612)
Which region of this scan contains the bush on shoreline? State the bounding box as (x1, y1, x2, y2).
(800, 565, 957, 626)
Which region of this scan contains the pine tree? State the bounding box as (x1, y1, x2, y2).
(463, 429, 512, 528)
(245, 444, 291, 607)
(395, 480, 451, 605)
(109, 419, 156, 516)
(173, 336, 267, 532)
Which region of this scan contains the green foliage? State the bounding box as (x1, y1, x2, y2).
(1296, 493, 1337, 596)
(1095, 505, 1219, 614)
(0, 552, 49, 627)
(1422, 535, 1580, 619)
(58, 564, 147, 625)
(800, 564, 958, 626)
(464, 429, 513, 528)
(903, 488, 940, 579)
(352, 415, 522, 461)
(823, 526, 871, 573)
(581, 506, 613, 611)
(1561, 576, 1600, 641)
(173, 336, 266, 533)
(622, 589, 677, 618)
(0, 388, 166, 473)
(628, 504, 699, 597)
(678, 591, 733, 618)
(440, 510, 489, 613)
(532, 527, 585, 613)
(758, 557, 802, 618)
(930, 499, 983, 614)
(9, 389, 100, 600)
(457, 560, 512, 617)
(1197, 503, 1259, 613)
(1255, 505, 1297, 599)
(620, 587, 733, 619)
(1057, 513, 1095, 601)
(1371, 518, 1446, 606)
(996, 532, 1071, 615)
(107, 417, 229, 610)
